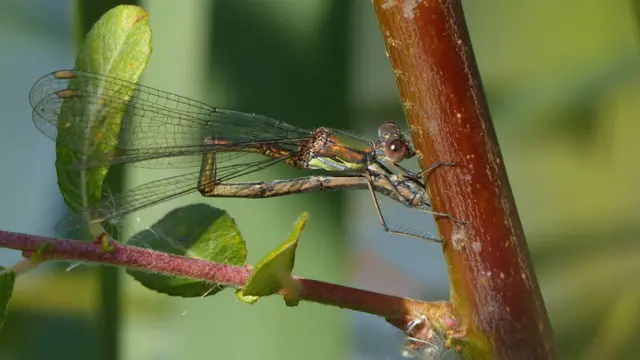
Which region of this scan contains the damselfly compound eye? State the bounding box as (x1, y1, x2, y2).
(378, 121, 401, 139)
(385, 138, 409, 162)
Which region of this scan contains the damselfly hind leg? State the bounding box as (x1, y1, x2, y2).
(363, 173, 443, 243)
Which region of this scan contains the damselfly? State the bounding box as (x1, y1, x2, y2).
(29, 70, 460, 242)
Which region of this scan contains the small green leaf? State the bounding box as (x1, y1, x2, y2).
(235, 292, 260, 305)
(126, 204, 247, 297)
(0, 269, 16, 334)
(236, 212, 308, 305)
(55, 5, 152, 214)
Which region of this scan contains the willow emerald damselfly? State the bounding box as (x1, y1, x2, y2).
(29, 70, 461, 242)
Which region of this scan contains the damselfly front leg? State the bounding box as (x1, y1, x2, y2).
(367, 161, 463, 220)
(385, 160, 468, 225)
(391, 161, 458, 182)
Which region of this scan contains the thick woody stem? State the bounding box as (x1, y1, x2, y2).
(373, 1, 558, 359)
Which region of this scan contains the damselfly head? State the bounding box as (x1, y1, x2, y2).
(376, 122, 415, 163)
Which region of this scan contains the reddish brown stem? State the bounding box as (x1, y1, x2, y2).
(0, 229, 460, 336)
(373, 1, 557, 359)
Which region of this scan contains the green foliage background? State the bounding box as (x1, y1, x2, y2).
(0, 1, 637, 360)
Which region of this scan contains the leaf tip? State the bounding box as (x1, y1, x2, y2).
(235, 290, 260, 305)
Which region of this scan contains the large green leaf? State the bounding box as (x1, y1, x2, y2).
(55, 5, 152, 215)
(126, 204, 248, 297)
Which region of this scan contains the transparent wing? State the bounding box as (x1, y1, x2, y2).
(76, 155, 289, 224)
(29, 70, 312, 169)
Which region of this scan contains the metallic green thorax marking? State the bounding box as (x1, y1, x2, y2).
(307, 129, 374, 172)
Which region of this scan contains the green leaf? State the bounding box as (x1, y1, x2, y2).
(0, 269, 16, 334)
(236, 212, 307, 306)
(126, 204, 247, 297)
(55, 5, 152, 214)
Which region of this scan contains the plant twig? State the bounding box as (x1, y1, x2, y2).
(373, 1, 557, 359)
(0, 229, 460, 335)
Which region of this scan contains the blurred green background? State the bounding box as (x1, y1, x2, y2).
(0, 0, 638, 359)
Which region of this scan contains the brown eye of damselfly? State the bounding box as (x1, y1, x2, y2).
(384, 138, 408, 163)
